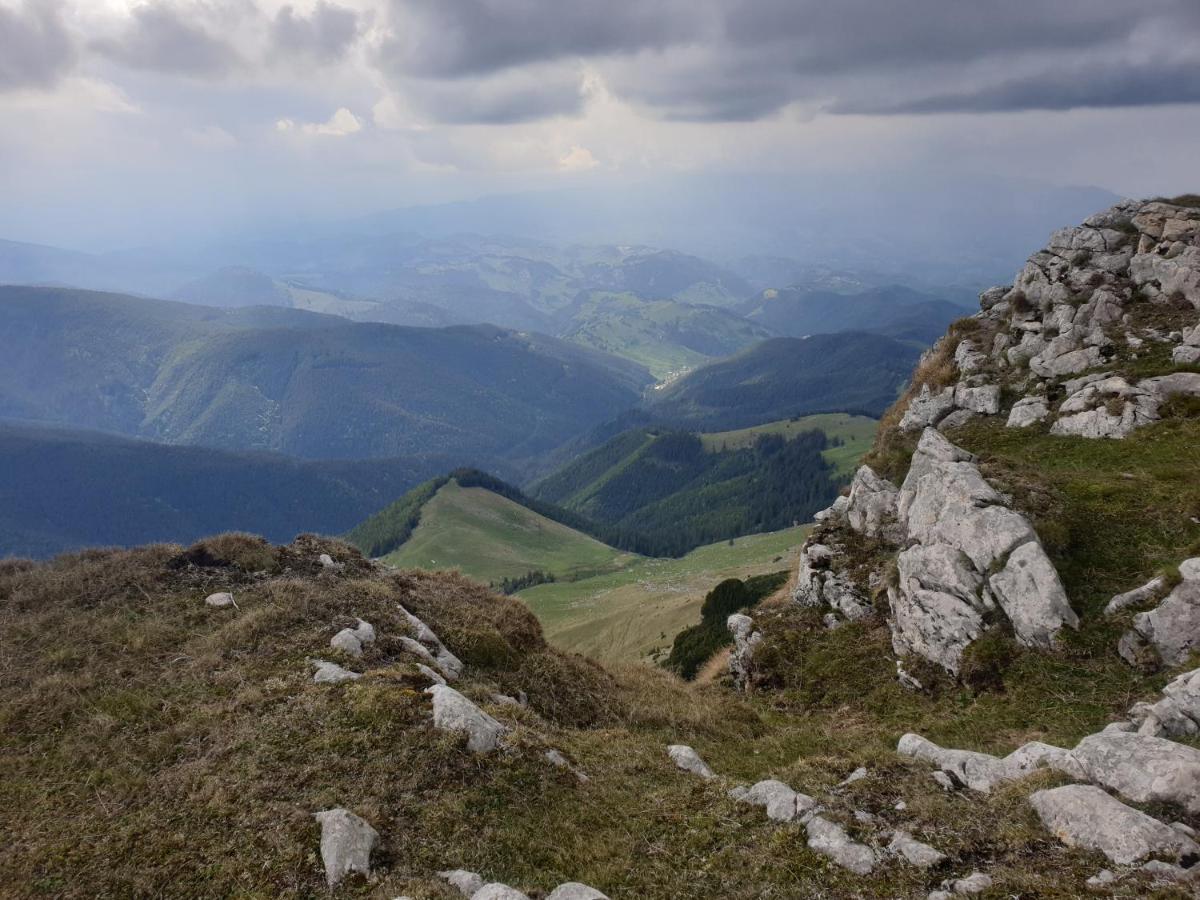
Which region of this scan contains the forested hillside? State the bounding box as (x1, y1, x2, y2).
(0, 423, 440, 558)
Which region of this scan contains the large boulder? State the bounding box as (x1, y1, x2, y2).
(314, 808, 378, 888)
(1069, 731, 1200, 814)
(1029, 785, 1200, 866)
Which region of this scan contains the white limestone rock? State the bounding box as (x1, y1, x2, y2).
(735, 779, 818, 823)
(897, 733, 1013, 793)
(727, 613, 762, 690)
(472, 884, 531, 900)
(1106, 574, 1168, 616)
(546, 883, 609, 900)
(314, 808, 378, 888)
(1068, 731, 1200, 814)
(545, 749, 589, 783)
(888, 830, 946, 868)
(936, 408, 977, 432)
(1128, 667, 1200, 739)
(953, 382, 1001, 415)
(900, 384, 957, 431)
(310, 659, 361, 684)
(988, 541, 1078, 649)
(426, 684, 506, 753)
(667, 744, 714, 779)
(1120, 576, 1200, 670)
(330, 628, 364, 657)
(805, 815, 877, 875)
(1029, 784, 1200, 865)
(399, 603, 464, 680)
(204, 591, 235, 608)
(440, 869, 485, 896)
(887, 585, 983, 675)
(844, 465, 900, 538)
(814, 494, 849, 524)
(417, 663, 447, 686)
(1006, 396, 1049, 428)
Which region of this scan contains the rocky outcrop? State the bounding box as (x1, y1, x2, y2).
(314, 808, 378, 887)
(1127, 667, 1200, 738)
(793, 541, 871, 621)
(897, 733, 1081, 792)
(1119, 561, 1200, 670)
(426, 684, 506, 753)
(887, 199, 1200, 441)
(844, 466, 900, 538)
(1029, 785, 1200, 866)
(400, 603, 464, 680)
(727, 613, 762, 690)
(889, 430, 1076, 672)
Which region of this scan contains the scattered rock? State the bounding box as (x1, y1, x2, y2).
(546, 882, 609, 899)
(667, 744, 715, 779)
(805, 815, 877, 875)
(439, 869, 485, 896)
(399, 603, 464, 680)
(1106, 574, 1168, 615)
(426, 685, 506, 753)
(1119, 572, 1200, 670)
(897, 733, 1079, 792)
(314, 808, 378, 888)
(331, 628, 364, 657)
(1128, 667, 1200, 738)
(204, 591, 235, 608)
(472, 884, 531, 900)
(545, 749, 589, 783)
(1085, 869, 1116, 889)
(888, 830, 946, 868)
(310, 659, 361, 684)
(417, 663, 447, 686)
(1029, 784, 1200, 865)
(735, 779, 818, 822)
(838, 767, 867, 787)
(1006, 396, 1049, 428)
(947, 872, 992, 894)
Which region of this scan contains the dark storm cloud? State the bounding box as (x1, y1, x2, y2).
(405, 66, 586, 124)
(0, 1, 75, 90)
(376, 0, 1200, 123)
(94, 3, 240, 77)
(379, 0, 700, 79)
(271, 2, 360, 65)
(837, 61, 1200, 115)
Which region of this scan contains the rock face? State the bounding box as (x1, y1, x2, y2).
(426, 685, 506, 753)
(1029, 785, 1200, 866)
(314, 808, 378, 887)
(1119, 564, 1200, 670)
(667, 744, 715, 779)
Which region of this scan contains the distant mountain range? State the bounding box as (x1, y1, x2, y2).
(0, 285, 651, 464)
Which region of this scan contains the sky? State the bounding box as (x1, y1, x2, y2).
(3, 0, 1200, 250)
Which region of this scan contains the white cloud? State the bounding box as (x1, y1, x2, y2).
(558, 144, 598, 171)
(277, 106, 362, 136)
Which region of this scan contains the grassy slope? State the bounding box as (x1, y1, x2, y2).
(381, 481, 637, 583)
(518, 526, 807, 665)
(699, 413, 878, 476)
(5, 533, 1189, 899)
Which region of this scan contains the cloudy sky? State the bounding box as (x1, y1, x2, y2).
(3, 0, 1200, 249)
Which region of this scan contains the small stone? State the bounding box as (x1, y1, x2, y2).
(330, 628, 363, 657)
(894, 800, 907, 811)
(546, 883, 610, 900)
(204, 591, 234, 607)
(950, 872, 992, 894)
(472, 885, 531, 900)
(318, 553, 337, 568)
(545, 749, 589, 783)
(310, 659, 361, 684)
(667, 744, 715, 779)
(352, 618, 376, 644)
(439, 869, 485, 896)
(426, 684, 506, 753)
(889, 830, 947, 868)
(839, 767, 868, 786)
(314, 808, 377, 888)
(1085, 869, 1116, 889)
(805, 815, 877, 875)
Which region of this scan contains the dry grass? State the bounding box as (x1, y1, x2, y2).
(3, 531, 1196, 898)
